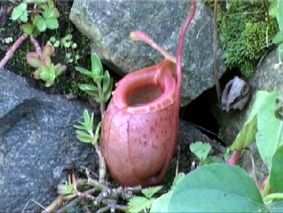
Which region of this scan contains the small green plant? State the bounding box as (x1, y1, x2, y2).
(190, 141, 224, 166)
(12, 1, 59, 36)
(47, 34, 81, 64)
(127, 186, 163, 213)
(26, 44, 66, 87)
(73, 109, 101, 145)
(75, 54, 113, 114)
(57, 174, 77, 199)
(0, 1, 60, 69)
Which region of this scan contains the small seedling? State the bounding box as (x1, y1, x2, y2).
(73, 109, 101, 145)
(75, 54, 113, 109)
(1, 1, 60, 68)
(26, 44, 66, 87)
(127, 186, 162, 212)
(47, 34, 80, 64)
(57, 174, 77, 199)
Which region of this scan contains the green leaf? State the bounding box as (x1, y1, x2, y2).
(277, 0, 283, 31)
(26, 52, 41, 68)
(75, 67, 93, 78)
(269, 1, 277, 18)
(42, 9, 54, 19)
(23, 24, 35, 35)
(91, 53, 103, 76)
(230, 91, 270, 151)
(268, 200, 283, 212)
(36, 17, 47, 32)
(127, 197, 154, 213)
(73, 124, 85, 131)
(272, 32, 283, 45)
(150, 191, 172, 213)
(83, 110, 90, 124)
(256, 91, 283, 166)
(11, 3, 28, 22)
(46, 17, 59, 30)
(190, 142, 211, 163)
(79, 84, 99, 93)
(270, 145, 283, 193)
(76, 133, 92, 143)
(230, 116, 257, 151)
(168, 164, 266, 212)
(142, 186, 163, 199)
(204, 156, 225, 165)
(103, 71, 111, 94)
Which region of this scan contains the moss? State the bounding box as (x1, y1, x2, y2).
(8, 41, 33, 76)
(219, 0, 278, 78)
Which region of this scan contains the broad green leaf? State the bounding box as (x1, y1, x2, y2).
(246, 91, 270, 124)
(91, 53, 103, 76)
(36, 18, 47, 32)
(269, 1, 277, 18)
(272, 32, 283, 45)
(268, 200, 283, 212)
(150, 191, 172, 213)
(270, 145, 283, 193)
(46, 17, 59, 30)
(168, 164, 266, 212)
(190, 142, 211, 162)
(23, 24, 35, 35)
(277, 0, 283, 31)
(11, 3, 28, 22)
(230, 116, 257, 151)
(127, 197, 154, 213)
(142, 186, 162, 199)
(42, 9, 54, 19)
(256, 91, 282, 166)
(230, 91, 270, 151)
(75, 67, 93, 78)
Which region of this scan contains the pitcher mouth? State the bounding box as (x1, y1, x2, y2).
(113, 60, 176, 114)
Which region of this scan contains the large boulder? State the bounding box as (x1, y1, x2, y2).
(0, 69, 98, 211)
(70, 0, 226, 106)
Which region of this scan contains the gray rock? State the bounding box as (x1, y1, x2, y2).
(0, 69, 99, 212)
(70, 0, 226, 106)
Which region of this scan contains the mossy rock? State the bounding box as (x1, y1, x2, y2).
(218, 0, 278, 78)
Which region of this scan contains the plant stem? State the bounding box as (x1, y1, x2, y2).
(263, 193, 283, 202)
(227, 149, 242, 165)
(0, 34, 28, 68)
(30, 35, 42, 57)
(213, 0, 221, 104)
(262, 177, 271, 197)
(95, 144, 107, 183)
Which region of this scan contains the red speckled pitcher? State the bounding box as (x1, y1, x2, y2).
(102, 0, 196, 186)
